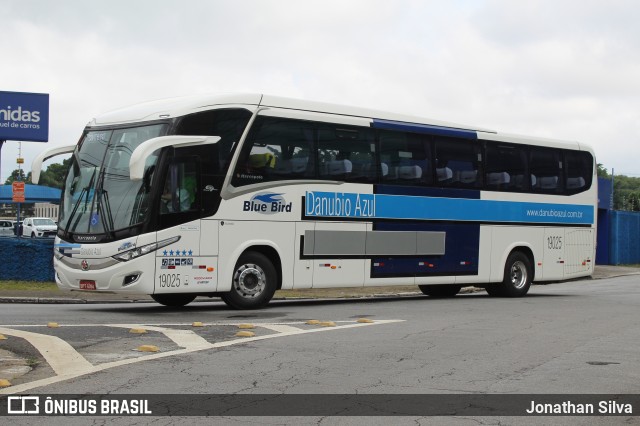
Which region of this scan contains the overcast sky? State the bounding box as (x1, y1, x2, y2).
(2, 0, 639, 182)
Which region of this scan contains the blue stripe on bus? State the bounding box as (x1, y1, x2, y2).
(304, 191, 594, 225)
(376, 184, 480, 199)
(371, 119, 478, 140)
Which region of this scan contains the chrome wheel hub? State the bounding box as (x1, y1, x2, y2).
(510, 260, 527, 289)
(233, 263, 266, 298)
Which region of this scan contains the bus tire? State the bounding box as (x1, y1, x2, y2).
(500, 251, 532, 297)
(418, 284, 462, 298)
(151, 294, 197, 307)
(221, 251, 277, 310)
(484, 284, 505, 297)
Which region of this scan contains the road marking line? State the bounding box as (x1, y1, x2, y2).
(257, 324, 303, 333)
(0, 319, 404, 395)
(0, 327, 93, 376)
(105, 324, 212, 350)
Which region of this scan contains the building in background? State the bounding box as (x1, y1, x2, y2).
(33, 202, 59, 221)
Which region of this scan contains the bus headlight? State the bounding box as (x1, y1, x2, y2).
(112, 236, 180, 262)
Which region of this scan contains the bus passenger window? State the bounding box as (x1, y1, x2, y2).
(231, 117, 314, 187)
(379, 131, 431, 186)
(434, 138, 481, 188)
(564, 150, 592, 194)
(318, 126, 375, 183)
(484, 143, 527, 191)
(530, 148, 562, 193)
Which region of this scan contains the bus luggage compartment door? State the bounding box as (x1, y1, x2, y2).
(154, 219, 218, 293)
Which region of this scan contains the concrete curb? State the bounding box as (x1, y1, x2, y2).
(0, 271, 638, 304)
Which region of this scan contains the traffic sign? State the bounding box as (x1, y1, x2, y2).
(12, 181, 25, 202)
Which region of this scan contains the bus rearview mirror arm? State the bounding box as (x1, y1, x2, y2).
(129, 135, 220, 181)
(31, 144, 77, 184)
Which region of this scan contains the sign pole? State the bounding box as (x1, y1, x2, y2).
(0, 140, 4, 186)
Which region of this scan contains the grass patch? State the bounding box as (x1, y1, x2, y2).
(0, 281, 57, 291)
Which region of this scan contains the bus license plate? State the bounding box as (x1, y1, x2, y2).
(79, 280, 96, 290)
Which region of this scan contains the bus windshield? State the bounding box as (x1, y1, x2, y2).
(59, 123, 168, 235)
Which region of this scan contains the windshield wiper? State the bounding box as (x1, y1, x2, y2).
(95, 169, 115, 236)
(65, 168, 97, 235)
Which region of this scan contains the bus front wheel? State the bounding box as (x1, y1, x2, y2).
(151, 294, 197, 307)
(222, 251, 277, 310)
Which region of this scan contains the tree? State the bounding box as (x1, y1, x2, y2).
(597, 163, 609, 178)
(4, 169, 31, 185)
(38, 158, 71, 189)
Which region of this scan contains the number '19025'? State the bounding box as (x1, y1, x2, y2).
(547, 236, 563, 250)
(159, 273, 180, 287)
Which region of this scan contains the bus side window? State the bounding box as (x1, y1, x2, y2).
(564, 150, 592, 194)
(317, 126, 375, 183)
(484, 142, 528, 191)
(231, 117, 314, 187)
(161, 161, 198, 214)
(379, 131, 431, 186)
(434, 137, 481, 189)
(530, 147, 562, 193)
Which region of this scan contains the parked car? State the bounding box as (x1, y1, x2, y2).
(0, 220, 15, 237)
(22, 217, 57, 238)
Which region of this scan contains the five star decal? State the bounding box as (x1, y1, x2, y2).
(162, 249, 193, 256)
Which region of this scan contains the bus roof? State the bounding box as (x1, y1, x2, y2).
(90, 93, 492, 133)
(89, 93, 591, 153)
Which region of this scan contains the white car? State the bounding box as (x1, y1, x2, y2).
(22, 217, 57, 238)
(0, 220, 15, 237)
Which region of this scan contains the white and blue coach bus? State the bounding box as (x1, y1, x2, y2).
(32, 94, 596, 309)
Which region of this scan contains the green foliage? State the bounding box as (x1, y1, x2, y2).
(3, 158, 70, 188)
(597, 163, 609, 178)
(37, 158, 71, 189)
(613, 174, 640, 211)
(4, 168, 31, 185)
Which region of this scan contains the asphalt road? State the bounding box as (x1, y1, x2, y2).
(1, 275, 639, 425)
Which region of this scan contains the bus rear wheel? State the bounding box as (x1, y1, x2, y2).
(487, 251, 532, 297)
(151, 294, 197, 307)
(221, 251, 277, 310)
(418, 284, 462, 298)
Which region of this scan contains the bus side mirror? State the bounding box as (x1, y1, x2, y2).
(129, 135, 220, 181)
(31, 144, 76, 184)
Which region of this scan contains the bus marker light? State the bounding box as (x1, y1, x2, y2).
(47, 322, 59, 328)
(237, 324, 255, 329)
(207, 267, 214, 272)
(235, 331, 255, 337)
(319, 321, 336, 327)
(129, 328, 147, 334)
(168, 266, 175, 269)
(137, 345, 159, 353)
(331, 266, 337, 269)
(192, 322, 204, 327)
(0, 334, 6, 340)
(0, 379, 11, 388)
(199, 265, 206, 269)
(357, 318, 374, 323)
(306, 320, 321, 325)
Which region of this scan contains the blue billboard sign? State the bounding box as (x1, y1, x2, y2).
(0, 91, 49, 142)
